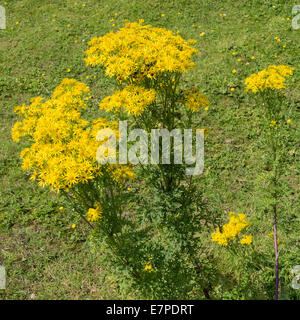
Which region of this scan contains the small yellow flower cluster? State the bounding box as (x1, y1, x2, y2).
(245, 65, 294, 93)
(144, 264, 152, 272)
(144, 258, 153, 272)
(84, 20, 198, 82)
(87, 202, 103, 222)
(108, 166, 136, 183)
(12, 79, 135, 191)
(240, 234, 253, 245)
(181, 88, 210, 112)
(211, 212, 252, 246)
(100, 85, 156, 116)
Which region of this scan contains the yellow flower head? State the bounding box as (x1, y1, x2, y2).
(144, 261, 153, 272)
(86, 203, 103, 222)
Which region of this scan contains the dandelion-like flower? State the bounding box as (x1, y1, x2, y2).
(86, 203, 103, 222)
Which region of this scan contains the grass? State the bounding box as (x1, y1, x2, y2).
(0, 0, 299, 299)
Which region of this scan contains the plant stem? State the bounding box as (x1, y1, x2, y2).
(273, 203, 279, 300)
(266, 95, 280, 301)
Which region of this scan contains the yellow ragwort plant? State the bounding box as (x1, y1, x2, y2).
(245, 65, 295, 300)
(12, 21, 212, 299)
(84, 21, 214, 299)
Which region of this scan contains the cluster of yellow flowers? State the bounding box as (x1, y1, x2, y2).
(12, 78, 135, 191)
(240, 234, 253, 245)
(85, 21, 207, 118)
(100, 85, 156, 116)
(245, 65, 294, 93)
(144, 258, 153, 272)
(109, 166, 136, 183)
(144, 264, 153, 272)
(84, 20, 198, 82)
(86, 202, 103, 222)
(211, 212, 252, 246)
(181, 88, 210, 112)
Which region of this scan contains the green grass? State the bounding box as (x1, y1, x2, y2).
(0, 0, 299, 299)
